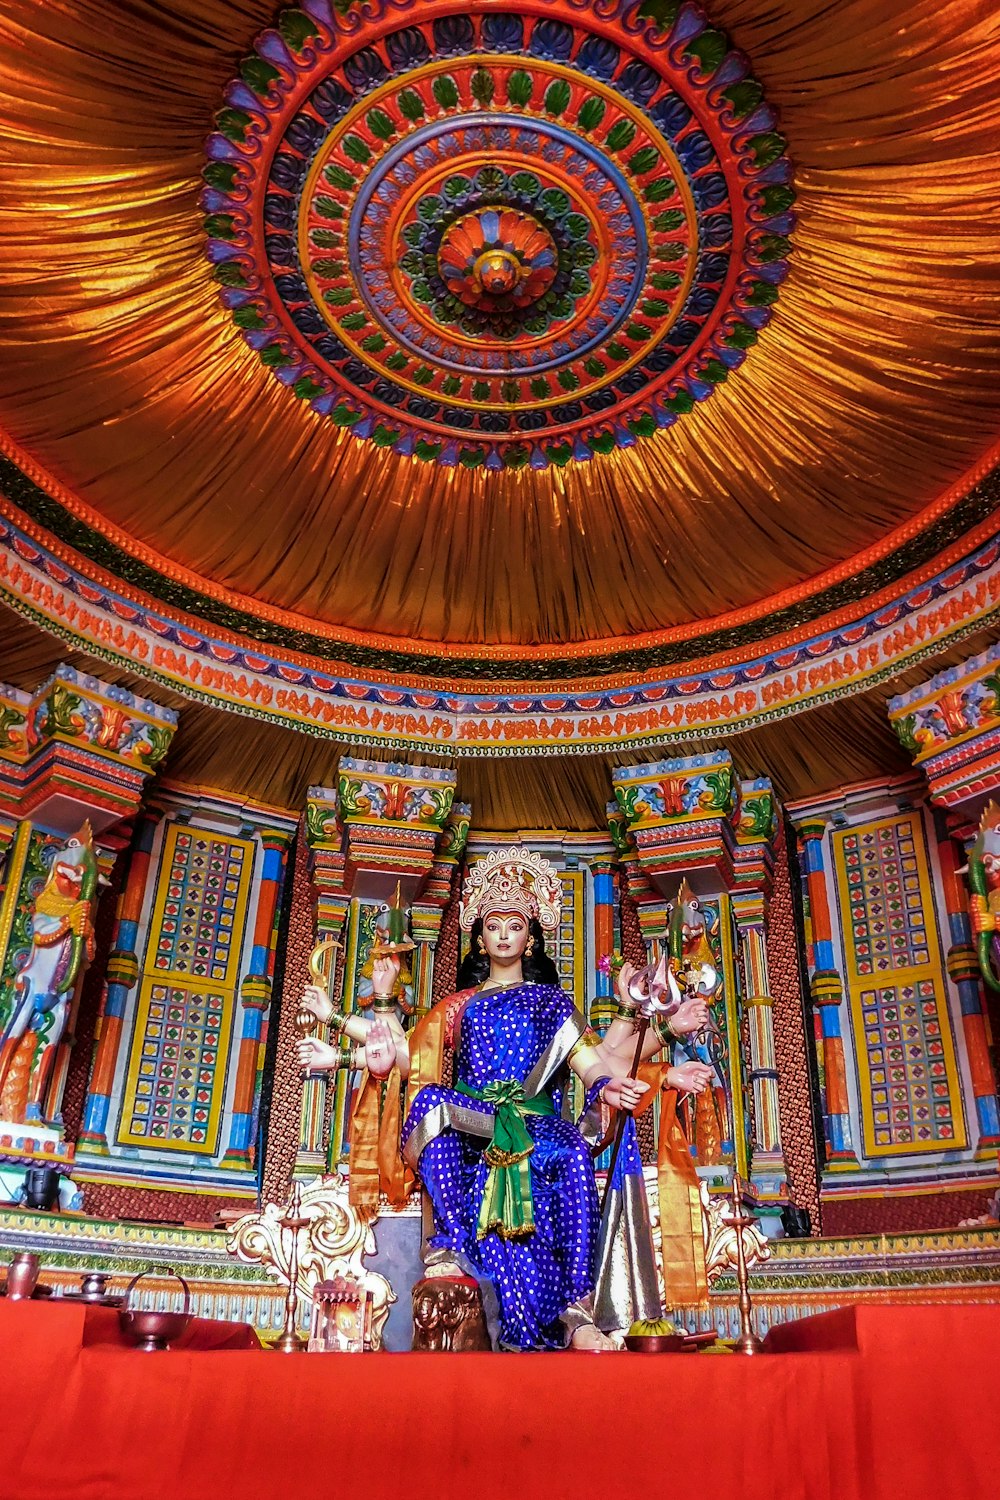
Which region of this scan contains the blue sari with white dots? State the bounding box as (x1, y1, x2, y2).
(402, 982, 603, 1350)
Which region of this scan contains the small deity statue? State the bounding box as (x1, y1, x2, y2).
(299, 846, 711, 1351)
(0, 823, 97, 1123)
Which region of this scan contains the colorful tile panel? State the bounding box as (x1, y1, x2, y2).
(150, 827, 249, 984)
(119, 978, 233, 1153)
(839, 821, 929, 975)
(833, 813, 967, 1156)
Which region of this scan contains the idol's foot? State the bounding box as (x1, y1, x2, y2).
(422, 1259, 466, 1279)
(569, 1323, 620, 1352)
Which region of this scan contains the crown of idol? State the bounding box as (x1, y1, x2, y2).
(459, 847, 562, 934)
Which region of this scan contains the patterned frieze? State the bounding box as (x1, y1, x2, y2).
(3, 504, 1000, 757)
(0, 664, 176, 836)
(888, 642, 1000, 812)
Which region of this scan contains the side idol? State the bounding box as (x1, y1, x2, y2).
(298, 846, 712, 1351)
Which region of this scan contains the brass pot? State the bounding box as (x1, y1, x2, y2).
(118, 1267, 192, 1352)
(5, 1252, 40, 1300)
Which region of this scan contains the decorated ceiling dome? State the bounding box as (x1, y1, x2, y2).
(203, 0, 793, 469)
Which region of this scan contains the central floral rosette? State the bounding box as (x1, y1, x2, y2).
(203, 2, 795, 466)
(438, 208, 557, 314)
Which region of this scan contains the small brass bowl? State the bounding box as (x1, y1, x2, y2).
(624, 1332, 688, 1353)
(118, 1267, 192, 1352)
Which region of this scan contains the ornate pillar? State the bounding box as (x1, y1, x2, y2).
(300, 787, 350, 1177)
(731, 891, 788, 1200)
(795, 818, 859, 1169)
(937, 817, 1000, 1153)
(221, 827, 293, 1169)
(302, 766, 460, 1173)
(589, 853, 616, 1031)
(0, 665, 176, 1146)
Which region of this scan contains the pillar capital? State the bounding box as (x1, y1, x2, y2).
(0, 664, 176, 837)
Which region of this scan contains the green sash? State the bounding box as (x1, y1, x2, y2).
(456, 1079, 554, 1240)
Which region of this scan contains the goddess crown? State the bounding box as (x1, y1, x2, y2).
(459, 846, 562, 934)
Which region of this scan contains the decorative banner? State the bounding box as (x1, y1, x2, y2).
(203, 0, 793, 470)
(1, 507, 998, 756)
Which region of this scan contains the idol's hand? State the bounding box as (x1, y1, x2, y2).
(601, 1076, 651, 1113)
(614, 960, 641, 1010)
(365, 1018, 397, 1077)
(667, 1061, 714, 1094)
(667, 998, 710, 1037)
(372, 954, 401, 998)
(297, 1037, 342, 1072)
(300, 983, 334, 1026)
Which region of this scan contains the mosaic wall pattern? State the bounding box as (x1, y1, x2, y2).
(118, 824, 253, 1155)
(833, 814, 967, 1158)
(120, 982, 229, 1149)
(151, 829, 247, 981)
(840, 822, 929, 974)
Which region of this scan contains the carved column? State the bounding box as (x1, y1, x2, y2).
(77, 811, 162, 1152)
(795, 818, 859, 1169)
(299, 789, 350, 1177)
(589, 853, 617, 1031)
(0, 666, 176, 1145)
(731, 891, 788, 1201)
(221, 827, 293, 1169)
(937, 816, 1000, 1153)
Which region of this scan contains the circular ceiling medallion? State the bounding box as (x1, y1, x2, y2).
(203, 1, 794, 470)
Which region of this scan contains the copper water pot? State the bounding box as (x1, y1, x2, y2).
(6, 1252, 40, 1300)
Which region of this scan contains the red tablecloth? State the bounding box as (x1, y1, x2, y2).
(1, 1300, 996, 1500)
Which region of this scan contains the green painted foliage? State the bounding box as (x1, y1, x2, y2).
(213, 263, 247, 288)
(722, 80, 763, 121)
(366, 108, 397, 141)
(399, 89, 425, 121)
(748, 132, 787, 169)
(577, 96, 606, 133)
(233, 306, 265, 329)
(313, 196, 343, 220)
(260, 344, 294, 367)
(684, 29, 727, 76)
(644, 176, 677, 204)
(471, 68, 495, 107)
(342, 135, 371, 164)
(202, 162, 238, 191)
(507, 70, 534, 107)
(323, 164, 354, 191)
(433, 75, 460, 109)
(606, 119, 636, 152)
(628, 146, 660, 176)
(544, 80, 572, 117)
(203, 213, 236, 241)
(339, 311, 366, 330)
(240, 56, 279, 96)
(278, 9, 319, 53)
(215, 108, 251, 143)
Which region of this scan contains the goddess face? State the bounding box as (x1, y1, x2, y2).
(481, 909, 531, 964)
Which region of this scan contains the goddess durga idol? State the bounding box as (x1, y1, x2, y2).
(298, 847, 713, 1352)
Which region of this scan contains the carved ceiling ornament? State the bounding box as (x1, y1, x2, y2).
(204, 0, 792, 470)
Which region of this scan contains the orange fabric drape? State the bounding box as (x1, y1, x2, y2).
(636, 1062, 710, 1308)
(0, 2, 998, 651)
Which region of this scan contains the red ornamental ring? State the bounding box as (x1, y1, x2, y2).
(202, 0, 795, 470)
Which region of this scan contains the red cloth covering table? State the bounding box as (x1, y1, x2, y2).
(0, 1300, 996, 1500)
